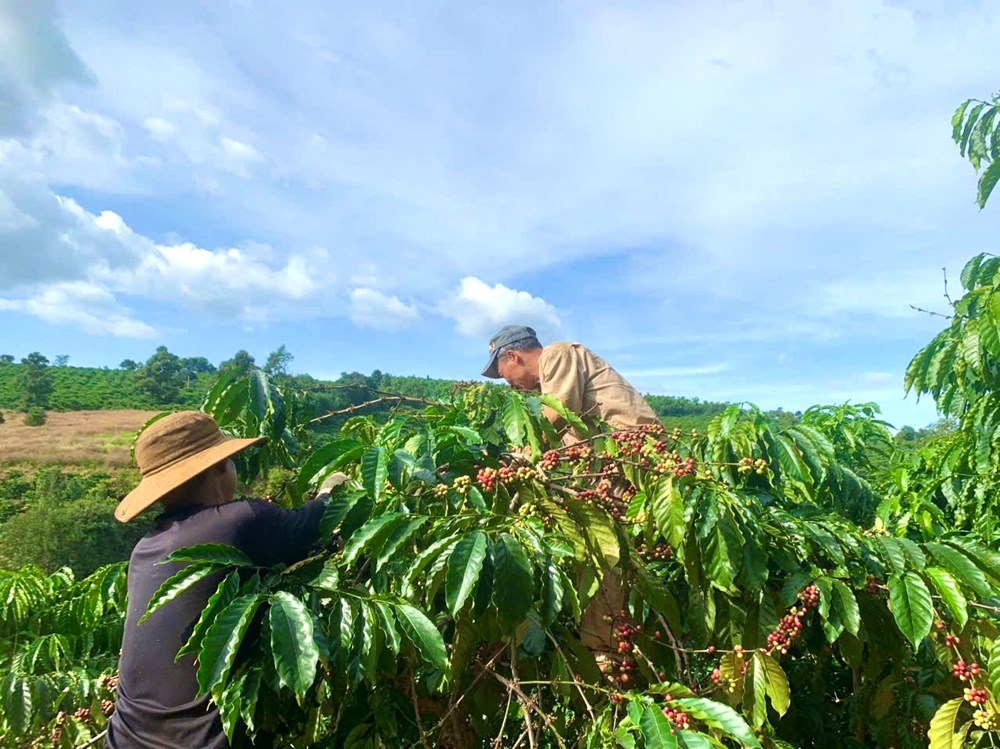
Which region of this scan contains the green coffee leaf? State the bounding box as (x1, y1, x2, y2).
(445, 531, 488, 618)
(269, 591, 319, 697)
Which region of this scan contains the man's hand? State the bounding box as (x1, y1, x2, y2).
(318, 471, 349, 495)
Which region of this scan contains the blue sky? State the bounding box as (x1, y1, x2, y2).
(1, 0, 998, 429)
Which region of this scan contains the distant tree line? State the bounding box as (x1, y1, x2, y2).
(5, 344, 920, 435)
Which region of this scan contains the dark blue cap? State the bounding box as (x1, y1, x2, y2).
(481, 325, 539, 378)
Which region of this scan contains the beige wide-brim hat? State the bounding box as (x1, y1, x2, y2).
(115, 411, 267, 523)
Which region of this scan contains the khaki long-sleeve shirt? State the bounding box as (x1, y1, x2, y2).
(539, 342, 659, 444)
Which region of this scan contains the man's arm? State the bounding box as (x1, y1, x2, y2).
(239, 498, 329, 567)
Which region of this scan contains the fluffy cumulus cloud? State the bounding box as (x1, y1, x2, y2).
(119, 240, 327, 319)
(0, 179, 142, 289)
(0, 281, 155, 337)
(0, 186, 336, 332)
(349, 288, 419, 331)
(439, 277, 562, 339)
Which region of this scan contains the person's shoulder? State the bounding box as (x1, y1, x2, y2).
(542, 341, 583, 357)
(214, 497, 276, 523)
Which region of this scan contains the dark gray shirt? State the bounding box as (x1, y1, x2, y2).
(106, 498, 327, 749)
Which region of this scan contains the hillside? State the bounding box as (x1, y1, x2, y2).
(0, 363, 210, 411)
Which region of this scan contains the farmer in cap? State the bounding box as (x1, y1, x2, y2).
(106, 411, 340, 749)
(482, 325, 659, 445)
(481, 326, 661, 658)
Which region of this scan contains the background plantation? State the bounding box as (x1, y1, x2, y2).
(0, 353, 734, 429)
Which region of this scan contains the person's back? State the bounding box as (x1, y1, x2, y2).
(108, 499, 325, 749)
(105, 411, 327, 749)
(538, 341, 658, 441)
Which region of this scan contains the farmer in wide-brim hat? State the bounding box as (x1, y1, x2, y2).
(106, 411, 343, 749)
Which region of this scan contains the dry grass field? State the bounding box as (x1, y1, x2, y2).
(0, 410, 160, 466)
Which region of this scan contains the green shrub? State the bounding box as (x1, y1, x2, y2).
(23, 407, 46, 426)
(0, 467, 148, 575)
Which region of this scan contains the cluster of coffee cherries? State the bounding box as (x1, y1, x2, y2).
(539, 450, 561, 471)
(660, 696, 692, 732)
(615, 616, 640, 655)
(612, 430, 651, 459)
(99, 673, 119, 692)
(635, 541, 673, 562)
(799, 584, 820, 609)
(563, 444, 594, 463)
(598, 613, 644, 687)
(709, 645, 745, 693)
(965, 687, 990, 705)
(736, 457, 769, 475)
(432, 482, 450, 499)
(452, 475, 471, 495)
(952, 659, 982, 681)
(762, 586, 819, 655)
(597, 652, 639, 687)
(474, 465, 537, 492)
(50, 712, 67, 743)
(671, 456, 697, 477)
(576, 481, 631, 521)
(766, 612, 804, 655)
(865, 575, 881, 595)
(974, 706, 1000, 730)
(943, 640, 997, 728)
(102, 698, 115, 716)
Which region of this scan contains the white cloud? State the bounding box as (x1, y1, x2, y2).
(0, 179, 143, 290)
(220, 137, 260, 164)
(0, 281, 155, 337)
(349, 288, 419, 331)
(0, 0, 996, 432)
(814, 271, 953, 319)
(143, 117, 176, 141)
(0, 176, 336, 331)
(106, 234, 331, 321)
(439, 277, 562, 339)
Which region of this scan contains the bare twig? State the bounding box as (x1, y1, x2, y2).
(308, 395, 434, 425)
(969, 600, 1000, 615)
(429, 644, 507, 736)
(492, 684, 516, 749)
(508, 644, 538, 749)
(486, 652, 567, 749)
(943, 266, 953, 305)
(545, 631, 596, 721)
(408, 668, 433, 749)
(909, 304, 951, 319)
(652, 610, 689, 679)
(511, 726, 530, 749)
(75, 730, 108, 749)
